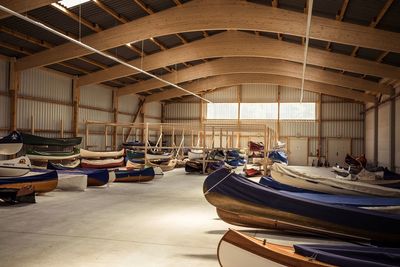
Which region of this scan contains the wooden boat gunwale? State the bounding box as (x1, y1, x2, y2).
(217, 229, 334, 267)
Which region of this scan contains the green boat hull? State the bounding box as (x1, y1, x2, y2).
(22, 133, 82, 147)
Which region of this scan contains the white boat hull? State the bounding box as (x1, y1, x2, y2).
(218, 240, 284, 267)
(0, 143, 23, 155)
(0, 156, 31, 177)
(26, 153, 80, 161)
(80, 149, 124, 158)
(188, 150, 204, 160)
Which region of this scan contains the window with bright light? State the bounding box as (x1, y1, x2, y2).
(280, 103, 316, 120)
(207, 103, 238, 119)
(58, 0, 90, 8)
(240, 103, 278, 119)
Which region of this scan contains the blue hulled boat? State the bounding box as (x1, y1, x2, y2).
(203, 168, 400, 243)
(114, 167, 155, 182)
(0, 170, 58, 193)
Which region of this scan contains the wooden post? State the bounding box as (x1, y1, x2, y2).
(191, 130, 194, 147)
(172, 126, 175, 147)
(104, 125, 108, 149)
(277, 85, 281, 140)
(317, 93, 322, 160)
(141, 102, 145, 142)
(212, 127, 215, 148)
(30, 115, 35, 134)
(112, 89, 119, 149)
(60, 119, 64, 138)
(144, 123, 149, 164)
(390, 91, 396, 171)
(373, 98, 379, 165)
(9, 58, 19, 131)
(72, 77, 80, 137)
(237, 85, 241, 146)
(263, 126, 268, 175)
(219, 128, 223, 148)
(85, 121, 89, 149)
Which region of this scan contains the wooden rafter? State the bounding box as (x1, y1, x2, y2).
(0, 0, 56, 19)
(117, 57, 392, 96)
(132, 0, 192, 67)
(271, 0, 282, 40)
(91, 0, 173, 73)
(145, 73, 376, 103)
(76, 31, 400, 86)
(0, 24, 136, 84)
(15, 0, 400, 71)
(326, 0, 349, 51)
(350, 0, 394, 58)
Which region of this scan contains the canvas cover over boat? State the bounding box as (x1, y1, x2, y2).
(204, 168, 400, 243)
(294, 244, 400, 267)
(80, 148, 124, 159)
(0, 156, 31, 177)
(47, 162, 110, 186)
(0, 170, 58, 193)
(260, 177, 400, 211)
(271, 163, 400, 197)
(0, 131, 23, 155)
(21, 133, 82, 146)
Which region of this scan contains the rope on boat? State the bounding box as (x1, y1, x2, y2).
(204, 171, 233, 195)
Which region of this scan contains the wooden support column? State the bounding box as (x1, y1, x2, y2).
(237, 85, 241, 147)
(72, 77, 80, 137)
(373, 98, 379, 165)
(141, 102, 146, 142)
(277, 86, 281, 140)
(9, 58, 19, 131)
(199, 96, 204, 126)
(112, 89, 119, 149)
(161, 103, 165, 123)
(390, 91, 396, 170)
(317, 93, 322, 160)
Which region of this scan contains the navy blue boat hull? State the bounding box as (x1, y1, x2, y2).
(114, 167, 155, 182)
(204, 168, 400, 243)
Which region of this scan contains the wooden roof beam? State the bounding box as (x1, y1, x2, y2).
(117, 57, 391, 96)
(76, 31, 400, 86)
(326, 0, 349, 51)
(0, 0, 56, 19)
(350, 0, 394, 57)
(145, 73, 376, 103)
(15, 0, 400, 71)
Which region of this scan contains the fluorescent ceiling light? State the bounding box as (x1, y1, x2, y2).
(58, 0, 90, 8)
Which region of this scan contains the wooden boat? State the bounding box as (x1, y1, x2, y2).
(249, 141, 264, 151)
(47, 162, 111, 186)
(218, 229, 332, 267)
(126, 159, 145, 169)
(114, 167, 155, 182)
(0, 186, 35, 204)
(147, 151, 172, 160)
(188, 149, 206, 160)
(271, 163, 400, 197)
(0, 156, 31, 177)
(0, 171, 58, 193)
(0, 131, 23, 155)
(123, 141, 145, 147)
(21, 132, 82, 146)
(204, 168, 400, 243)
(80, 148, 124, 159)
(148, 159, 177, 172)
(80, 157, 124, 169)
(126, 150, 145, 159)
(47, 159, 80, 169)
(26, 148, 80, 161)
(244, 168, 261, 177)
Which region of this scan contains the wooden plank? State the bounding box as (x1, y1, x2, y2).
(0, 0, 56, 19)
(8, 58, 19, 131)
(124, 98, 145, 142)
(77, 31, 400, 87)
(72, 77, 80, 137)
(146, 73, 376, 103)
(117, 57, 392, 96)
(112, 89, 119, 149)
(15, 0, 400, 71)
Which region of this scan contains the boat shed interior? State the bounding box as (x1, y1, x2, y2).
(0, 0, 400, 266)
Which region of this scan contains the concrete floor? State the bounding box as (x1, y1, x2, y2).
(0, 168, 343, 267)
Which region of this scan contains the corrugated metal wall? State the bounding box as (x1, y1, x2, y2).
(365, 109, 375, 161)
(377, 102, 391, 166)
(80, 84, 113, 110)
(119, 94, 139, 114)
(165, 85, 365, 160)
(0, 59, 8, 92)
(396, 88, 400, 172)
